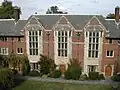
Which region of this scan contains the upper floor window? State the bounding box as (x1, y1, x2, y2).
(88, 32, 99, 58)
(29, 30, 39, 55)
(18, 37, 21, 41)
(106, 50, 114, 57)
(0, 37, 7, 41)
(108, 39, 113, 44)
(58, 31, 68, 57)
(17, 48, 23, 54)
(0, 48, 8, 55)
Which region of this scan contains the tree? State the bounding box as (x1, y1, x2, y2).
(38, 54, 56, 75)
(0, 0, 21, 19)
(46, 6, 68, 14)
(106, 13, 115, 19)
(0, 55, 8, 68)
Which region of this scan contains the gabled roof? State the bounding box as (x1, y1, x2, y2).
(105, 19, 120, 38)
(0, 19, 27, 36)
(34, 14, 105, 30)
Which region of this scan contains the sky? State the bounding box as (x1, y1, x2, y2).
(0, 0, 120, 19)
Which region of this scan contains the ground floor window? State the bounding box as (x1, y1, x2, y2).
(31, 63, 39, 70)
(87, 65, 98, 72)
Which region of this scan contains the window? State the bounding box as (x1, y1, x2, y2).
(88, 32, 99, 58)
(18, 37, 21, 41)
(0, 48, 8, 55)
(88, 65, 98, 72)
(29, 30, 39, 55)
(31, 63, 39, 70)
(58, 31, 68, 57)
(0, 37, 7, 41)
(106, 50, 114, 57)
(108, 39, 112, 44)
(17, 48, 23, 54)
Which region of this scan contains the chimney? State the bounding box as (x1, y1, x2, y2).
(14, 6, 20, 22)
(115, 6, 120, 22)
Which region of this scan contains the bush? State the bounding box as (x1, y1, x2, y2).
(28, 70, 40, 77)
(39, 54, 56, 75)
(0, 68, 14, 89)
(98, 74, 105, 80)
(111, 75, 120, 82)
(50, 70, 61, 78)
(12, 69, 18, 75)
(88, 72, 99, 80)
(79, 74, 88, 81)
(65, 66, 82, 80)
(22, 60, 30, 76)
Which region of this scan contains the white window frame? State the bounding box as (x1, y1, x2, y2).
(106, 50, 114, 57)
(0, 48, 8, 55)
(17, 48, 23, 54)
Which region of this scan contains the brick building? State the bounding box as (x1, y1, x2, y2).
(0, 7, 120, 76)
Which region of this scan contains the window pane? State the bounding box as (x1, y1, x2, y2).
(18, 48, 20, 53)
(93, 32, 95, 36)
(96, 38, 99, 43)
(65, 50, 67, 57)
(36, 37, 38, 41)
(92, 51, 94, 57)
(88, 50, 91, 57)
(33, 49, 35, 55)
(62, 31, 64, 36)
(89, 38, 91, 43)
(62, 50, 64, 56)
(65, 31, 67, 36)
(96, 32, 99, 37)
(95, 51, 98, 58)
(93, 38, 95, 43)
(96, 44, 98, 50)
(65, 43, 67, 49)
(35, 31, 38, 36)
(62, 43, 64, 49)
(39, 30, 41, 36)
(92, 44, 95, 50)
(58, 50, 60, 56)
(89, 32, 92, 36)
(36, 49, 38, 55)
(21, 48, 23, 53)
(110, 51, 113, 56)
(30, 49, 32, 55)
(29, 37, 31, 41)
(32, 31, 34, 36)
(58, 43, 60, 49)
(107, 51, 109, 56)
(89, 44, 91, 50)
(65, 37, 67, 42)
(62, 37, 64, 42)
(58, 31, 60, 36)
(36, 43, 38, 48)
(58, 37, 60, 42)
(29, 31, 31, 36)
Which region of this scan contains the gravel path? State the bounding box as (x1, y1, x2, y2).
(16, 76, 120, 85)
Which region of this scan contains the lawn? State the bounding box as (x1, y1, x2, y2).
(12, 80, 112, 90)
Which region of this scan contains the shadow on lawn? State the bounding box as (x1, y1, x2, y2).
(12, 78, 25, 88)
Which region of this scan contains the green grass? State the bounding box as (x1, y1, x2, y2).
(12, 80, 112, 90)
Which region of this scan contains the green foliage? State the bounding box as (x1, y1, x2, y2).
(111, 74, 120, 82)
(39, 54, 56, 75)
(22, 57, 30, 76)
(65, 58, 82, 80)
(0, 68, 14, 89)
(98, 74, 105, 80)
(79, 74, 88, 81)
(50, 70, 61, 78)
(88, 72, 99, 80)
(0, 55, 8, 68)
(65, 66, 82, 80)
(12, 69, 18, 75)
(28, 70, 41, 77)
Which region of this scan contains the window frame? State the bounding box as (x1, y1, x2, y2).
(106, 50, 114, 57)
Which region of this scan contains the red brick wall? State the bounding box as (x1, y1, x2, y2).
(72, 30, 84, 66)
(43, 30, 54, 60)
(101, 37, 119, 73)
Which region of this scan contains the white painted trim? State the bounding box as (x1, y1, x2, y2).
(106, 50, 114, 57)
(83, 16, 108, 32)
(23, 15, 45, 31)
(52, 15, 75, 31)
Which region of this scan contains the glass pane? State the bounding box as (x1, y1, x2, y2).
(96, 38, 99, 43)
(29, 43, 32, 48)
(93, 32, 95, 36)
(58, 50, 60, 56)
(92, 51, 94, 57)
(96, 32, 99, 37)
(65, 43, 67, 49)
(58, 31, 60, 36)
(95, 51, 98, 58)
(96, 44, 98, 50)
(88, 50, 91, 57)
(58, 43, 60, 49)
(89, 44, 91, 50)
(62, 31, 64, 36)
(107, 51, 109, 56)
(62, 37, 64, 42)
(39, 30, 41, 36)
(36, 37, 38, 41)
(32, 31, 34, 36)
(92, 44, 95, 49)
(89, 32, 92, 36)
(29, 31, 31, 36)
(58, 37, 60, 42)
(36, 49, 38, 55)
(30, 49, 32, 55)
(89, 38, 91, 43)
(35, 31, 38, 36)
(65, 31, 67, 36)
(65, 37, 67, 42)
(33, 49, 35, 55)
(110, 51, 113, 56)
(36, 43, 38, 48)
(62, 50, 64, 56)
(65, 50, 67, 57)
(93, 38, 95, 43)
(62, 43, 64, 49)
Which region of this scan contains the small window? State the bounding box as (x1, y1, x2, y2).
(86, 32, 88, 37)
(39, 30, 41, 36)
(106, 50, 114, 57)
(17, 48, 23, 54)
(18, 37, 21, 41)
(108, 39, 113, 44)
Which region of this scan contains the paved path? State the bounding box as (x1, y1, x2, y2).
(16, 76, 120, 86)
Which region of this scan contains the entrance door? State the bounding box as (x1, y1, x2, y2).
(105, 65, 112, 77)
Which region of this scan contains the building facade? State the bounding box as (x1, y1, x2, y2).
(0, 7, 120, 76)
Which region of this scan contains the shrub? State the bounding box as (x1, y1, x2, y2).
(111, 75, 120, 82)
(39, 54, 56, 75)
(28, 70, 40, 77)
(22, 60, 30, 76)
(0, 68, 14, 89)
(98, 74, 105, 80)
(88, 72, 99, 80)
(12, 69, 18, 75)
(65, 66, 82, 80)
(50, 70, 61, 78)
(79, 74, 88, 81)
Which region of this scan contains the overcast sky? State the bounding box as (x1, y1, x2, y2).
(0, 0, 120, 19)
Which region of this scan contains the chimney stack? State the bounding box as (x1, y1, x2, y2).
(14, 6, 20, 22)
(115, 6, 120, 22)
